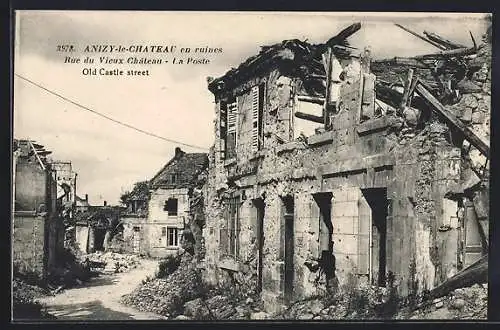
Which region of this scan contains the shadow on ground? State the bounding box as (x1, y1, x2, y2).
(76, 274, 120, 288)
(39, 300, 137, 320)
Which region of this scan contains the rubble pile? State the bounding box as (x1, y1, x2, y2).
(12, 278, 55, 320)
(81, 251, 140, 273)
(179, 293, 266, 320)
(399, 283, 487, 320)
(273, 284, 398, 320)
(120, 254, 203, 317)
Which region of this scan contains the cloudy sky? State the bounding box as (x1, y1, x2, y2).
(13, 11, 490, 205)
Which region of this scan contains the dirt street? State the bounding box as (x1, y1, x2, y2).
(36, 259, 166, 320)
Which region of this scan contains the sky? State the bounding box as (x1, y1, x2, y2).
(13, 11, 490, 206)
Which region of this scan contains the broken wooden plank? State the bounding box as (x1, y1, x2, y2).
(423, 31, 467, 49)
(294, 111, 324, 124)
(306, 74, 327, 80)
(414, 47, 477, 60)
(325, 22, 362, 46)
(400, 68, 414, 112)
(373, 57, 431, 69)
(429, 254, 487, 300)
(406, 77, 420, 109)
(297, 95, 326, 105)
(324, 47, 334, 128)
(415, 83, 489, 158)
(470, 31, 477, 50)
(394, 23, 447, 50)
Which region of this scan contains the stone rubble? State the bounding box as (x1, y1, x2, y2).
(81, 251, 140, 273)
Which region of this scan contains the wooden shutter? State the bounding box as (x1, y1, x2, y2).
(251, 85, 260, 152)
(219, 101, 227, 160)
(220, 200, 229, 255)
(227, 101, 238, 159)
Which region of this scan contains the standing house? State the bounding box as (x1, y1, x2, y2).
(12, 140, 62, 278)
(144, 147, 208, 258)
(120, 181, 149, 254)
(203, 23, 490, 313)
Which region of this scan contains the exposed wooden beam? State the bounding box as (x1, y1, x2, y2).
(297, 95, 326, 105)
(423, 31, 467, 49)
(414, 47, 477, 60)
(415, 83, 489, 158)
(428, 254, 487, 300)
(373, 57, 430, 69)
(394, 23, 447, 50)
(400, 68, 415, 112)
(324, 47, 334, 128)
(306, 74, 327, 80)
(294, 111, 324, 124)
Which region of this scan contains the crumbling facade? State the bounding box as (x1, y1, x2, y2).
(202, 23, 490, 313)
(73, 202, 123, 253)
(12, 140, 64, 278)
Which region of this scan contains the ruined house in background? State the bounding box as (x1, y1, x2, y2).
(73, 201, 123, 254)
(202, 22, 490, 312)
(119, 147, 209, 258)
(117, 181, 149, 254)
(50, 161, 78, 249)
(75, 194, 90, 213)
(12, 139, 64, 278)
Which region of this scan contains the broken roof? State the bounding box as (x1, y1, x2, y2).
(150, 147, 209, 189)
(208, 23, 361, 96)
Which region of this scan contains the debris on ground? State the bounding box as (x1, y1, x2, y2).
(81, 251, 140, 273)
(396, 283, 487, 320)
(12, 278, 56, 320)
(120, 253, 203, 318)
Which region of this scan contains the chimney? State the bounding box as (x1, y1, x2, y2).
(104, 200, 107, 206)
(85, 194, 88, 202)
(175, 147, 184, 158)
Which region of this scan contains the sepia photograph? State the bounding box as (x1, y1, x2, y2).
(11, 11, 491, 321)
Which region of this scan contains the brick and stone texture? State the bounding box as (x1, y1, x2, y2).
(13, 215, 48, 277)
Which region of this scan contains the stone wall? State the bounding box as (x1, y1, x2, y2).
(13, 215, 47, 277)
(15, 162, 47, 212)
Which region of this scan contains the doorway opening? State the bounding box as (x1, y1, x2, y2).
(93, 227, 107, 252)
(361, 188, 388, 287)
(253, 198, 265, 293)
(313, 192, 336, 289)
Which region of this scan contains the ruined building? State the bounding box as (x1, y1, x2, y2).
(118, 147, 208, 257)
(73, 201, 123, 254)
(12, 139, 65, 278)
(202, 23, 490, 312)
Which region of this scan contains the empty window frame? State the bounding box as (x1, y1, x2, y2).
(164, 198, 178, 216)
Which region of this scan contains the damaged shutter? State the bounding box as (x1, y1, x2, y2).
(219, 101, 227, 161)
(235, 197, 241, 258)
(226, 101, 238, 159)
(251, 85, 260, 152)
(220, 200, 229, 256)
